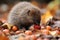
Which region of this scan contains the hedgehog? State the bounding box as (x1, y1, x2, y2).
(7, 2, 41, 30)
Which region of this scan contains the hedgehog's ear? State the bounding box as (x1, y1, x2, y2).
(27, 10, 30, 15)
(27, 10, 35, 16)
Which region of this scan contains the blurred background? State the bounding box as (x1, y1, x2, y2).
(0, 0, 60, 40)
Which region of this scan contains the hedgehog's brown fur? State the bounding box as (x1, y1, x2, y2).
(8, 2, 41, 30)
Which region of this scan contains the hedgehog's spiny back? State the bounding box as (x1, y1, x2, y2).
(8, 2, 41, 29)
